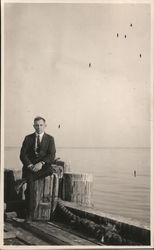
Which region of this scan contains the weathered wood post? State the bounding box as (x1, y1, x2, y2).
(29, 173, 59, 220)
(62, 173, 93, 207)
(4, 169, 21, 203)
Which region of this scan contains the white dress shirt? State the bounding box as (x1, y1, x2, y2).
(35, 132, 44, 151)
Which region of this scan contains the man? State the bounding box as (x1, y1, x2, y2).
(17, 116, 57, 218)
(20, 116, 56, 178)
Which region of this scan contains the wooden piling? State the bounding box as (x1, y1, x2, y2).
(29, 174, 59, 220)
(62, 173, 93, 207)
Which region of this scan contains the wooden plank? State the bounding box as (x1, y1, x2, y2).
(4, 222, 49, 245)
(16, 228, 49, 245)
(34, 222, 96, 245)
(12, 218, 67, 245)
(37, 222, 96, 245)
(12, 218, 97, 245)
(4, 238, 25, 245)
(4, 223, 14, 232)
(38, 202, 51, 220)
(47, 221, 103, 245)
(4, 232, 16, 239)
(5, 212, 17, 220)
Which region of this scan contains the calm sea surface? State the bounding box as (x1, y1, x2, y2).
(4, 147, 150, 226)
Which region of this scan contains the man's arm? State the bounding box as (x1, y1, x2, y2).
(20, 136, 33, 167)
(42, 136, 56, 165)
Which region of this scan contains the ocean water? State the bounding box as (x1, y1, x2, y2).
(4, 146, 150, 226)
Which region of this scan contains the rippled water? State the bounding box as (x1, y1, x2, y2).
(4, 147, 150, 226)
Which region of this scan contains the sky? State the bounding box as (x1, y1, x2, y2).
(4, 3, 151, 148)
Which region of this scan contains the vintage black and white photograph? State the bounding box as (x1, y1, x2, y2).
(2, 0, 153, 248)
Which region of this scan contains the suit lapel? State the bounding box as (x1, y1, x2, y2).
(40, 133, 47, 150)
(32, 133, 36, 150)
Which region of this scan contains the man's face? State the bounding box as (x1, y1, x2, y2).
(33, 119, 46, 134)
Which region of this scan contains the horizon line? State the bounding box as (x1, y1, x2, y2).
(4, 146, 150, 149)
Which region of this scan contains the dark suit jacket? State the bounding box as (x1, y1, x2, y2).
(20, 133, 56, 175)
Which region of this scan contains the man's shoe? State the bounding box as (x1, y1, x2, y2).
(15, 179, 27, 193)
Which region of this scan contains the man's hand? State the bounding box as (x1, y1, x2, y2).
(27, 164, 34, 170)
(32, 162, 43, 172)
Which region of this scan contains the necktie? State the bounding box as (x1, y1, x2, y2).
(36, 135, 41, 153)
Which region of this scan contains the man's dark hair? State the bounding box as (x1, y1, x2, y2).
(34, 116, 46, 123)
